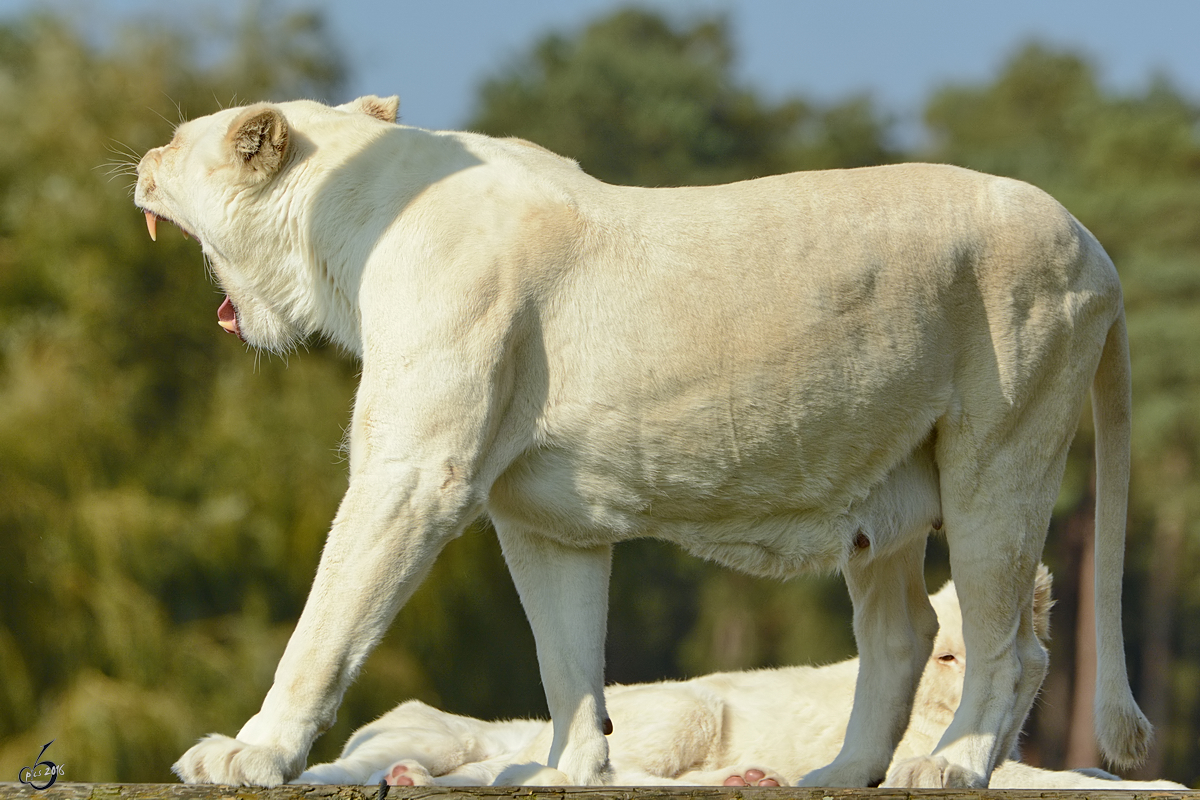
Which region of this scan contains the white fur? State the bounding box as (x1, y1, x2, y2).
(298, 571, 1184, 790)
(135, 95, 1149, 788)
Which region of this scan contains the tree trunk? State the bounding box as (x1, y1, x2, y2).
(1133, 510, 1183, 779)
(1064, 490, 1100, 770)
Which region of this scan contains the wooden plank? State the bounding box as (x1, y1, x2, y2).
(0, 785, 1195, 800)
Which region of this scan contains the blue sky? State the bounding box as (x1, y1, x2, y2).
(3, 0, 1199, 134)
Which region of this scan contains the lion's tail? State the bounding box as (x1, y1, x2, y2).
(1090, 309, 1152, 767)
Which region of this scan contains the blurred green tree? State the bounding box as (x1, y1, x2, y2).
(471, 7, 896, 187)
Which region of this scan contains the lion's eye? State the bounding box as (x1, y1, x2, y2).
(937, 653, 958, 664)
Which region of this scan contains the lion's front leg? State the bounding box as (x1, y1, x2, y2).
(175, 461, 471, 785)
(175, 357, 496, 786)
(496, 522, 613, 785)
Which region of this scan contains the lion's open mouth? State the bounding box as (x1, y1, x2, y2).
(217, 296, 242, 339)
(144, 210, 194, 242)
(144, 210, 240, 339)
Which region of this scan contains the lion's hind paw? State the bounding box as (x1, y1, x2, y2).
(884, 755, 985, 789)
(381, 760, 436, 786)
(721, 766, 784, 787)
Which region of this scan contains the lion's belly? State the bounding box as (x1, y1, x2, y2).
(486, 388, 929, 578)
(487, 448, 856, 577)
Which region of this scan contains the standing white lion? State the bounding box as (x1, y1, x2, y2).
(135, 94, 1149, 788)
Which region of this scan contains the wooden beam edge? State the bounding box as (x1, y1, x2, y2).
(0, 785, 1196, 800)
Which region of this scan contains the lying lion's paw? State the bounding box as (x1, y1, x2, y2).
(382, 760, 436, 786)
(173, 733, 294, 786)
(721, 766, 785, 787)
(493, 762, 571, 786)
(884, 755, 986, 789)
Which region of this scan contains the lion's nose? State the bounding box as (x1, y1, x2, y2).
(136, 148, 162, 175)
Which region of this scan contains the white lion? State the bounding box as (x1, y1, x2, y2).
(296, 568, 1184, 790)
(135, 94, 1149, 788)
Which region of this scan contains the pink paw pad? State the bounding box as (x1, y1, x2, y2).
(723, 768, 781, 787)
(386, 763, 415, 786)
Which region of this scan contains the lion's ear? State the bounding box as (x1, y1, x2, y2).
(341, 94, 400, 123)
(227, 105, 289, 181)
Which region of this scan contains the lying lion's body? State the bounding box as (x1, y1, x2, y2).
(135, 96, 1149, 788)
(298, 573, 1183, 791)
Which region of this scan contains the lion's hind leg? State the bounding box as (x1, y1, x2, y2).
(887, 407, 1071, 787)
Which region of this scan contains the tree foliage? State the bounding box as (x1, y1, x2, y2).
(471, 8, 897, 186)
(1, 5, 1199, 789)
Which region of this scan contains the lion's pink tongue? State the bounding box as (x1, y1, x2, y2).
(217, 296, 242, 339)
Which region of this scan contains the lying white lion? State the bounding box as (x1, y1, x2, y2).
(135, 94, 1149, 788)
(297, 568, 1182, 790)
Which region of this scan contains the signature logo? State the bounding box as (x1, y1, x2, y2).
(18, 740, 65, 790)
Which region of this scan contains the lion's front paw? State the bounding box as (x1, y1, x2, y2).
(884, 755, 985, 789)
(173, 733, 296, 786)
